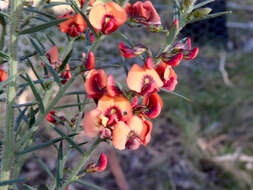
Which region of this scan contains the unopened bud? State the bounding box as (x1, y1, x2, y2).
(192, 8, 212, 17)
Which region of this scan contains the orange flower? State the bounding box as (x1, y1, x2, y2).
(142, 92, 163, 119)
(156, 62, 178, 91)
(85, 69, 107, 99)
(126, 1, 161, 26)
(82, 94, 133, 138)
(59, 13, 87, 37)
(0, 69, 7, 82)
(89, 1, 127, 34)
(41, 46, 61, 69)
(127, 59, 163, 96)
(112, 115, 152, 150)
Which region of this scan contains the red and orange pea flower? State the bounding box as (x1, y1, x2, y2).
(42, 46, 62, 69)
(82, 94, 133, 138)
(127, 58, 163, 96)
(119, 42, 147, 58)
(125, 1, 161, 26)
(156, 61, 178, 91)
(58, 13, 87, 37)
(112, 115, 152, 150)
(85, 153, 108, 173)
(0, 69, 7, 82)
(89, 1, 127, 34)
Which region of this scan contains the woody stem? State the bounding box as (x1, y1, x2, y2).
(0, 0, 22, 189)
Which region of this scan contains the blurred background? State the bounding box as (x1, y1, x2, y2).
(1, 0, 253, 189)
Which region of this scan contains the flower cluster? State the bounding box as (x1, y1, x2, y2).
(58, 0, 163, 37)
(54, 1, 199, 151)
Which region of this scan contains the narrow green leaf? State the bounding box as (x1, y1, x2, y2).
(19, 18, 68, 35)
(33, 154, 54, 179)
(187, 11, 232, 24)
(0, 178, 26, 186)
(75, 180, 107, 190)
(58, 49, 72, 72)
(43, 2, 70, 9)
(0, 51, 9, 60)
(0, 11, 9, 18)
(17, 134, 77, 154)
(194, 0, 215, 9)
(29, 38, 44, 55)
(160, 88, 192, 102)
(45, 33, 56, 46)
(50, 124, 84, 155)
(53, 102, 89, 110)
(15, 106, 29, 130)
(26, 58, 46, 90)
(33, 35, 46, 50)
(64, 90, 87, 96)
(77, 95, 81, 112)
(56, 141, 63, 187)
(23, 184, 37, 190)
(25, 73, 45, 113)
(19, 52, 37, 61)
(24, 7, 55, 19)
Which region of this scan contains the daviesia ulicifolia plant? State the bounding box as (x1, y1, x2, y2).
(0, 0, 230, 189)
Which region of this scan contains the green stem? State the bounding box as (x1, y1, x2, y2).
(59, 138, 101, 190)
(1, 0, 22, 189)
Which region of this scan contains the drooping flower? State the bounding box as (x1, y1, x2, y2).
(85, 69, 107, 99)
(59, 13, 87, 37)
(127, 59, 163, 96)
(119, 42, 147, 58)
(142, 92, 163, 119)
(173, 37, 199, 60)
(0, 69, 7, 82)
(125, 1, 161, 26)
(156, 62, 178, 91)
(160, 52, 183, 67)
(85, 153, 108, 173)
(89, 1, 127, 34)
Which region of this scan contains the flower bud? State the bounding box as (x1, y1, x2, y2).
(46, 110, 57, 123)
(192, 8, 212, 18)
(0, 69, 7, 82)
(84, 51, 95, 70)
(85, 153, 108, 173)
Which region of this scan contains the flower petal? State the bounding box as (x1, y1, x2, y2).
(143, 92, 163, 119)
(82, 109, 102, 137)
(89, 3, 107, 29)
(112, 121, 131, 150)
